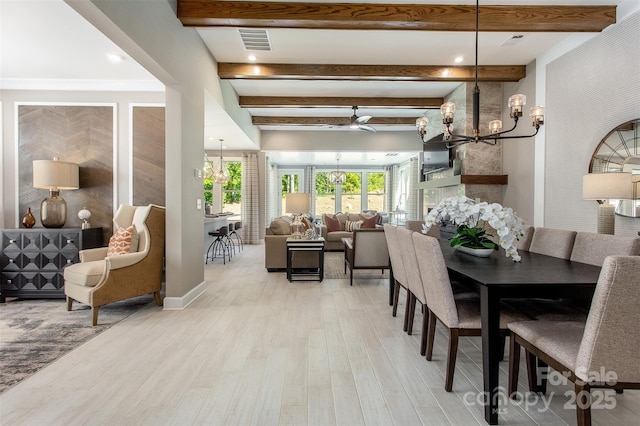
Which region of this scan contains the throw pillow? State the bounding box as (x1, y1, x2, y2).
(301, 216, 312, 230)
(107, 225, 138, 256)
(270, 218, 291, 235)
(344, 220, 362, 232)
(359, 213, 379, 229)
(323, 214, 341, 232)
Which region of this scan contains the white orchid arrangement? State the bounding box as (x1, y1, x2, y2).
(423, 196, 525, 261)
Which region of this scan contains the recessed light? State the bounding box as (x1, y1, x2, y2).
(107, 53, 125, 62)
(454, 56, 464, 63)
(248, 54, 257, 62)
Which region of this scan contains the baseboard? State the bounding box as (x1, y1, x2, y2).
(162, 280, 207, 310)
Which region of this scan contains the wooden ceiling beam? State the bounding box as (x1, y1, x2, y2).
(220, 63, 526, 82)
(178, 1, 616, 32)
(252, 116, 417, 126)
(239, 96, 444, 108)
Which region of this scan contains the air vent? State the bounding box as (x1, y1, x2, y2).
(385, 153, 399, 157)
(238, 29, 271, 51)
(501, 34, 525, 47)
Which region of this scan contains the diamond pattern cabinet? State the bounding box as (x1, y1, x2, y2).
(0, 228, 103, 302)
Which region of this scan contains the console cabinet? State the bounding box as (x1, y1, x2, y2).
(0, 228, 103, 302)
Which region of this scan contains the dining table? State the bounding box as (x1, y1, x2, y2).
(438, 241, 602, 425)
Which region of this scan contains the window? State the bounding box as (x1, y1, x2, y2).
(314, 169, 386, 214)
(223, 161, 242, 215)
(280, 171, 302, 215)
(341, 172, 361, 213)
(366, 172, 385, 212)
(203, 159, 242, 215)
(315, 172, 336, 216)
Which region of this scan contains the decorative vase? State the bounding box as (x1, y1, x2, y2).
(22, 207, 36, 228)
(455, 245, 494, 257)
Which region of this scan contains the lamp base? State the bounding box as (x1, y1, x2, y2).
(290, 215, 305, 239)
(597, 204, 615, 235)
(41, 190, 67, 228)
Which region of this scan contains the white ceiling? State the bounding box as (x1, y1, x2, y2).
(1, 0, 631, 165)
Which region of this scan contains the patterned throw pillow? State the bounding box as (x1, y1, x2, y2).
(359, 213, 379, 229)
(106, 225, 138, 256)
(344, 220, 362, 232)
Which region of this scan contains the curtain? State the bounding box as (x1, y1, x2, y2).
(384, 166, 393, 213)
(305, 166, 315, 214)
(265, 157, 279, 223)
(408, 156, 421, 220)
(241, 153, 260, 244)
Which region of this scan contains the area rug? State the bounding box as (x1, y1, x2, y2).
(323, 251, 390, 280)
(0, 296, 152, 394)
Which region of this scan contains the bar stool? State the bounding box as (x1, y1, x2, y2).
(226, 222, 237, 255)
(206, 225, 232, 264)
(229, 221, 244, 251)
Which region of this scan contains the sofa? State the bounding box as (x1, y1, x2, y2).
(264, 215, 319, 271)
(316, 211, 386, 251)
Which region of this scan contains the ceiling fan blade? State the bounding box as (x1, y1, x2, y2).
(359, 124, 377, 133)
(356, 115, 372, 124)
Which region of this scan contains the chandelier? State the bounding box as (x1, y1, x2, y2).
(416, 0, 545, 148)
(211, 138, 230, 184)
(329, 158, 346, 185)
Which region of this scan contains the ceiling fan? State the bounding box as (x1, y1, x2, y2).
(347, 106, 376, 133)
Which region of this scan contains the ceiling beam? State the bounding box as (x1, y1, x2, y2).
(219, 63, 526, 82)
(178, 1, 616, 32)
(252, 116, 417, 126)
(239, 96, 444, 108)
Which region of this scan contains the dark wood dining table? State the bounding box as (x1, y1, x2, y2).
(438, 241, 602, 425)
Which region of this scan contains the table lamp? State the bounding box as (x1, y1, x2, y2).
(285, 193, 310, 239)
(33, 158, 79, 228)
(582, 172, 633, 234)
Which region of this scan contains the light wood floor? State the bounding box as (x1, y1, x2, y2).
(1, 244, 638, 425)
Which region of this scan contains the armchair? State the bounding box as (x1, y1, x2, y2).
(342, 228, 390, 286)
(64, 204, 166, 325)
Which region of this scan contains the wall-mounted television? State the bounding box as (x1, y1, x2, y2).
(422, 133, 452, 180)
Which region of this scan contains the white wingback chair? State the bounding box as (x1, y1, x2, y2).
(64, 204, 165, 325)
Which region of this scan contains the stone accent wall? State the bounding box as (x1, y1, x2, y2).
(422, 82, 505, 208)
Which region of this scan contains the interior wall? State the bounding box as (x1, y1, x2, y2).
(18, 105, 114, 242)
(71, 0, 233, 302)
(132, 106, 166, 206)
(502, 62, 537, 225)
(261, 130, 421, 152)
(0, 90, 164, 230)
(545, 9, 640, 236)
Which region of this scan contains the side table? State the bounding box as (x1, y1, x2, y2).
(286, 237, 325, 282)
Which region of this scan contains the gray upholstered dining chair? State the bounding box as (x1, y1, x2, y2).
(383, 224, 411, 331)
(516, 225, 535, 251)
(570, 232, 640, 266)
(396, 227, 429, 353)
(508, 256, 640, 426)
(412, 233, 530, 391)
(528, 227, 577, 259)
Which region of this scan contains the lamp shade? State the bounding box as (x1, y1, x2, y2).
(285, 193, 310, 214)
(33, 159, 79, 190)
(583, 173, 633, 200)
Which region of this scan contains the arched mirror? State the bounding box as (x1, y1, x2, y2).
(589, 119, 640, 217)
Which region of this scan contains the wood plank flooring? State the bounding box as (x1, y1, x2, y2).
(1, 245, 638, 425)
